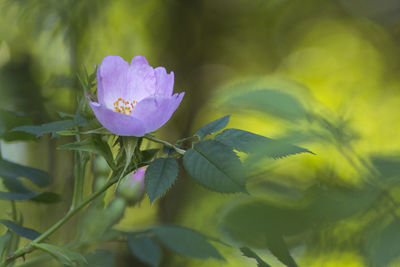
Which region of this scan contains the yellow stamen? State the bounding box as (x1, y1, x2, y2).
(113, 97, 137, 115)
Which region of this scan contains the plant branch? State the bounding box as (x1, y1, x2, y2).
(144, 134, 185, 155)
(0, 172, 121, 267)
(176, 135, 199, 145)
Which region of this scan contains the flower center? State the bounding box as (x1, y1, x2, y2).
(113, 98, 137, 115)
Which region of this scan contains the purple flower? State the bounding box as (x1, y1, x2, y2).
(89, 55, 184, 136)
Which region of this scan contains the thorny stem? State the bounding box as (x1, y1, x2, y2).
(144, 134, 185, 155)
(0, 172, 122, 267)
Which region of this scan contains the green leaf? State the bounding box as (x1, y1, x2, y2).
(183, 140, 246, 193)
(215, 129, 313, 159)
(140, 148, 159, 163)
(0, 219, 41, 240)
(84, 249, 114, 267)
(367, 220, 400, 267)
(57, 111, 75, 119)
(0, 232, 11, 260)
(0, 191, 61, 203)
(0, 109, 35, 141)
(145, 158, 179, 204)
(73, 112, 87, 127)
(304, 185, 378, 224)
(222, 89, 306, 120)
(266, 233, 298, 267)
(57, 111, 86, 127)
(13, 120, 76, 138)
(116, 137, 139, 189)
(58, 136, 115, 169)
(0, 178, 61, 203)
(219, 199, 299, 267)
(128, 235, 161, 267)
(0, 191, 37, 201)
(33, 243, 87, 266)
(195, 115, 230, 139)
(77, 66, 97, 94)
(240, 247, 271, 267)
(152, 225, 224, 260)
(30, 192, 62, 203)
(219, 199, 307, 248)
(0, 158, 50, 186)
(371, 155, 400, 185)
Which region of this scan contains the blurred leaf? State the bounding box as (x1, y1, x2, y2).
(215, 129, 313, 159)
(152, 225, 224, 260)
(58, 136, 115, 169)
(265, 233, 298, 267)
(128, 235, 161, 267)
(77, 66, 97, 95)
(0, 191, 37, 201)
(73, 112, 87, 127)
(195, 115, 230, 139)
(145, 158, 179, 204)
(0, 178, 61, 203)
(46, 75, 76, 90)
(220, 199, 300, 266)
(0, 191, 61, 203)
(183, 140, 246, 193)
(0, 219, 41, 240)
(13, 120, 76, 138)
(79, 198, 126, 243)
(371, 155, 400, 185)
(33, 243, 87, 266)
(222, 89, 306, 120)
(0, 158, 50, 186)
(57, 112, 75, 119)
(219, 199, 307, 248)
(0, 110, 35, 141)
(57, 111, 86, 127)
(84, 249, 114, 267)
(30, 192, 62, 203)
(304, 185, 378, 224)
(367, 220, 400, 267)
(240, 247, 271, 267)
(0, 232, 11, 260)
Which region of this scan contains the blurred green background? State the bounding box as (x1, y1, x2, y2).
(1, 0, 400, 266)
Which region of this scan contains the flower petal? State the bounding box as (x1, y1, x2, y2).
(97, 56, 129, 109)
(154, 67, 174, 97)
(130, 55, 149, 66)
(126, 55, 156, 102)
(131, 93, 184, 133)
(89, 102, 146, 136)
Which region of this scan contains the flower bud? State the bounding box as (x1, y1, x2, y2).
(117, 166, 147, 206)
(106, 197, 127, 225)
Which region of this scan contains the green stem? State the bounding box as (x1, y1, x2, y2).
(144, 134, 185, 155)
(71, 129, 89, 210)
(176, 135, 199, 145)
(0, 174, 120, 267)
(71, 152, 82, 209)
